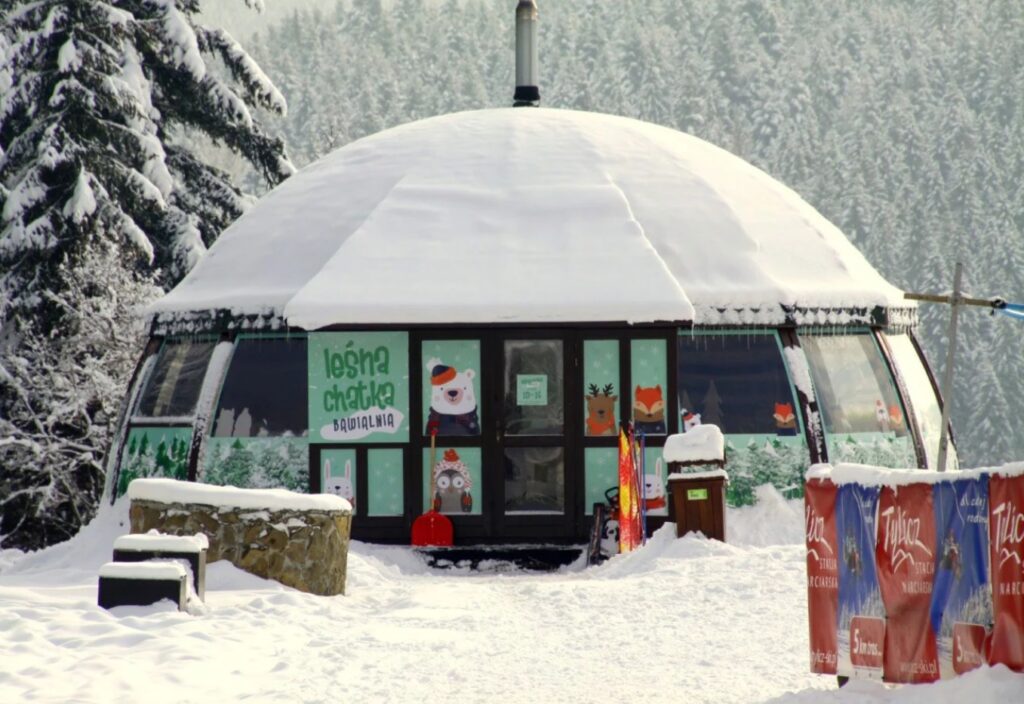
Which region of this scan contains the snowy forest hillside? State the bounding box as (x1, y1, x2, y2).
(0, 0, 291, 549)
(2, 0, 1023, 550)
(238, 0, 1024, 468)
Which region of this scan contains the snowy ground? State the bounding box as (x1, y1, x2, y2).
(1, 487, 1020, 703)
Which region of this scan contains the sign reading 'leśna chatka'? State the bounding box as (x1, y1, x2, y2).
(308, 332, 409, 443)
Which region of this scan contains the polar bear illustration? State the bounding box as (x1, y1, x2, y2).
(682, 409, 702, 432)
(425, 358, 480, 436)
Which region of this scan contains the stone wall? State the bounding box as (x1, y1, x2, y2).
(129, 499, 352, 596)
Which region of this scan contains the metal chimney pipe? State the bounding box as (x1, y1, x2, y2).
(513, 0, 539, 107)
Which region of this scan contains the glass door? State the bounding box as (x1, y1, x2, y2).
(495, 336, 576, 539)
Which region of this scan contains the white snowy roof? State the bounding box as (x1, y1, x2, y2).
(150, 108, 908, 327)
(663, 426, 725, 464)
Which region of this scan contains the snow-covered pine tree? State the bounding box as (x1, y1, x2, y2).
(0, 0, 293, 549)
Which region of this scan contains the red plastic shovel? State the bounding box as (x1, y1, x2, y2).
(411, 426, 453, 547)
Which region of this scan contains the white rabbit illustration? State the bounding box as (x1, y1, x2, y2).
(323, 458, 355, 509)
(643, 458, 667, 513)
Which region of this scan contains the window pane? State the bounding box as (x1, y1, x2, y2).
(212, 337, 308, 438)
(799, 334, 905, 435)
(202, 437, 309, 493)
(677, 333, 797, 436)
(585, 446, 668, 517)
(583, 340, 620, 437)
(584, 448, 618, 515)
(631, 339, 668, 435)
(799, 333, 917, 468)
(884, 334, 958, 470)
(136, 340, 216, 418)
(422, 340, 482, 437)
(503, 340, 563, 436)
(505, 447, 564, 514)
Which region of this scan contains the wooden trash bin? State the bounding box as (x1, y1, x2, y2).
(667, 468, 728, 542)
(663, 425, 728, 542)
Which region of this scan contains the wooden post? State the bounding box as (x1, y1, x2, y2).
(904, 269, 1009, 472)
(936, 262, 963, 473)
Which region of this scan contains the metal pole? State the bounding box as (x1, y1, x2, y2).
(513, 1, 540, 107)
(936, 262, 963, 472)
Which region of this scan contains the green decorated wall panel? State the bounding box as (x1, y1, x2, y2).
(631, 339, 668, 435)
(583, 340, 620, 437)
(421, 340, 481, 437)
(368, 448, 404, 516)
(118, 427, 192, 496)
(308, 332, 410, 443)
(584, 448, 617, 516)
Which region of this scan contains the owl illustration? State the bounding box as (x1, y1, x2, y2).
(432, 448, 473, 514)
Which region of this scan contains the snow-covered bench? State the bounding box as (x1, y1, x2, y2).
(113, 531, 208, 601)
(98, 561, 188, 611)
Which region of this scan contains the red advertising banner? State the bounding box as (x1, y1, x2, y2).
(849, 616, 885, 671)
(989, 472, 1024, 670)
(952, 623, 988, 675)
(805, 478, 839, 674)
(876, 483, 939, 683)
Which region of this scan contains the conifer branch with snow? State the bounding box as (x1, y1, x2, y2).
(0, 0, 291, 549)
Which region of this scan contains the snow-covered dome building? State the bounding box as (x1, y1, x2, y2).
(106, 108, 953, 545)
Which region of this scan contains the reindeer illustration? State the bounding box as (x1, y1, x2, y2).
(585, 383, 618, 436)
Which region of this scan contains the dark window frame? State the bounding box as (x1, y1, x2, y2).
(676, 329, 804, 438)
(133, 336, 219, 421)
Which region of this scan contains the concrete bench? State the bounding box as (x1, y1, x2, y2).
(98, 561, 188, 611)
(113, 532, 208, 601)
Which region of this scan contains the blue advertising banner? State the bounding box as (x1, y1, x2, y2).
(836, 483, 884, 679)
(930, 478, 992, 678)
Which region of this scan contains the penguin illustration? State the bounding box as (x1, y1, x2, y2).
(432, 448, 473, 514)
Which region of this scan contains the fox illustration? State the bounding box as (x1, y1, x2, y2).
(773, 402, 798, 436)
(888, 404, 904, 429)
(633, 385, 666, 434)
